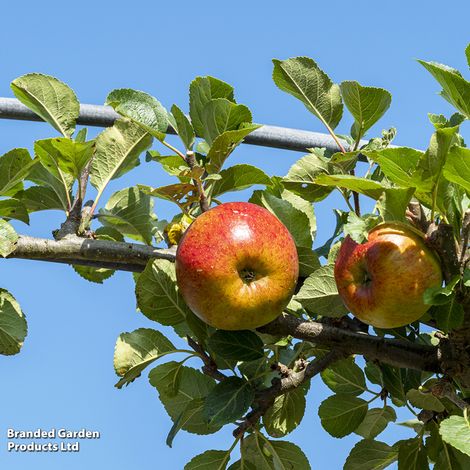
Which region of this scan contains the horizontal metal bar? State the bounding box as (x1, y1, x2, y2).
(0, 97, 354, 153)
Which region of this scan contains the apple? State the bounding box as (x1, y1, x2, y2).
(334, 222, 442, 329)
(175, 202, 299, 330)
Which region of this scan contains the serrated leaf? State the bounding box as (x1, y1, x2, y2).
(97, 186, 157, 245)
(90, 119, 153, 200)
(295, 264, 348, 317)
(376, 187, 415, 222)
(184, 449, 231, 470)
(0, 199, 29, 224)
(430, 296, 464, 333)
(106, 88, 169, 139)
(381, 365, 406, 406)
(321, 357, 367, 395)
(139, 183, 197, 209)
(149, 362, 220, 435)
(210, 164, 271, 197)
(273, 57, 343, 129)
(207, 330, 264, 361)
(443, 145, 470, 193)
(169, 104, 195, 150)
(423, 276, 460, 306)
(318, 394, 368, 437)
(280, 189, 316, 240)
(355, 406, 397, 439)
(297, 246, 321, 277)
(11, 73, 79, 137)
(0, 220, 18, 257)
(418, 60, 470, 118)
(343, 212, 380, 243)
(263, 388, 306, 437)
(135, 259, 189, 325)
(241, 434, 311, 470)
(189, 76, 235, 137)
(440, 415, 470, 457)
(206, 125, 261, 173)
(27, 163, 70, 211)
(344, 439, 398, 470)
(17, 186, 66, 212)
(34, 137, 94, 179)
(0, 148, 36, 197)
(114, 328, 175, 388)
(406, 388, 445, 412)
(282, 150, 333, 202)
(250, 190, 312, 248)
(201, 99, 252, 145)
(203, 377, 254, 426)
(314, 174, 385, 199)
(340, 81, 391, 141)
(0, 289, 27, 355)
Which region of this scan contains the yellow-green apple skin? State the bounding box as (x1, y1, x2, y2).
(334, 222, 443, 328)
(175, 202, 299, 330)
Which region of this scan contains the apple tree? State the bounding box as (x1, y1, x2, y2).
(2, 46, 470, 469)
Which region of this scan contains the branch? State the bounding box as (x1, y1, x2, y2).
(187, 336, 227, 382)
(259, 313, 442, 373)
(233, 350, 344, 438)
(7, 235, 176, 272)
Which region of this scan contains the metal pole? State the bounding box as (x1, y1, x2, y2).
(0, 97, 355, 154)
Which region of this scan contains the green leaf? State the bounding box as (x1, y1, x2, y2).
(206, 125, 261, 173)
(97, 186, 158, 245)
(106, 88, 169, 139)
(169, 104, 195, 150)
(27, 163, 71, 211)
(343, 212, 380, 243)
(241, 434, 311, 470)
(297, 246, 321, 277)
(250, 191, 312, 248)
(282, 150, 333, 202)
(90, 119, 153, 200)
(11, 73, 79, 137)
(321, 357, 367, 395)
(381, 365, 406, 406)
(443, 145, 470, 193)
(395, 437, 429, 470)
(0, 148, 36, 197)
(377, 187, 415, 222)
(424, 275, 460, 306)
(429, 112, 466, 129)
(201, 99, 252, 145)
(149, 362, 219, 435)
(314, 174, 385, 199)
(17, 186, 66, 212)
(295, 264, 348, 318)
(364, 147, 425, 189)
(272, 57, 343, 129)
(135, 259, 189, 326)
(340, 81, 391, 141)
(189, 76, 235, 137)
(114, 328, 175, 389)
(318, 394, 368, 437)
(0, 199, 29, 224)
(263, 388, 306, 437)
(210, 164, 271, 197)
(344, 439, 398, 470)
(418, 60, 470, 118)
(207, 330, 264, 361)
(280, 189, 316, 240)
(355, 406, 397, 439)
(406, 388, 445, 412)
(203, 377, 254, 427)
(430, 296, 465, 333)
(34, 138, 94, 179)
(440, 415, 470, 457)
(0, 289, 27, 355)
(0, 220, 18, 257)
(184, 450, 231, 470)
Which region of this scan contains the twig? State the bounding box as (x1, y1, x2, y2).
(459, 210, 470, 265)
(431, 380, 469, 410)
(233, 350, 344, 438)
(187, 336, 226, 382)
(186, 151, 209, 212)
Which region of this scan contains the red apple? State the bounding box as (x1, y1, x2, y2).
(334, 222, 442, 328)
(175, 202, 299, 330)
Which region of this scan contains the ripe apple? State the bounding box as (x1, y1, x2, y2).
(175, 202, 299, 330)
(334, 222, 442, 328)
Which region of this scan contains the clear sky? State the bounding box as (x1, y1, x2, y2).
(1, 1, 469, 469)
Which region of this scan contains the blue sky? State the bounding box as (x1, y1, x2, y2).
(1, 1, 469, 469)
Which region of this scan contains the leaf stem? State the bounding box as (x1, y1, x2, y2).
(161, 140, 186, 160)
